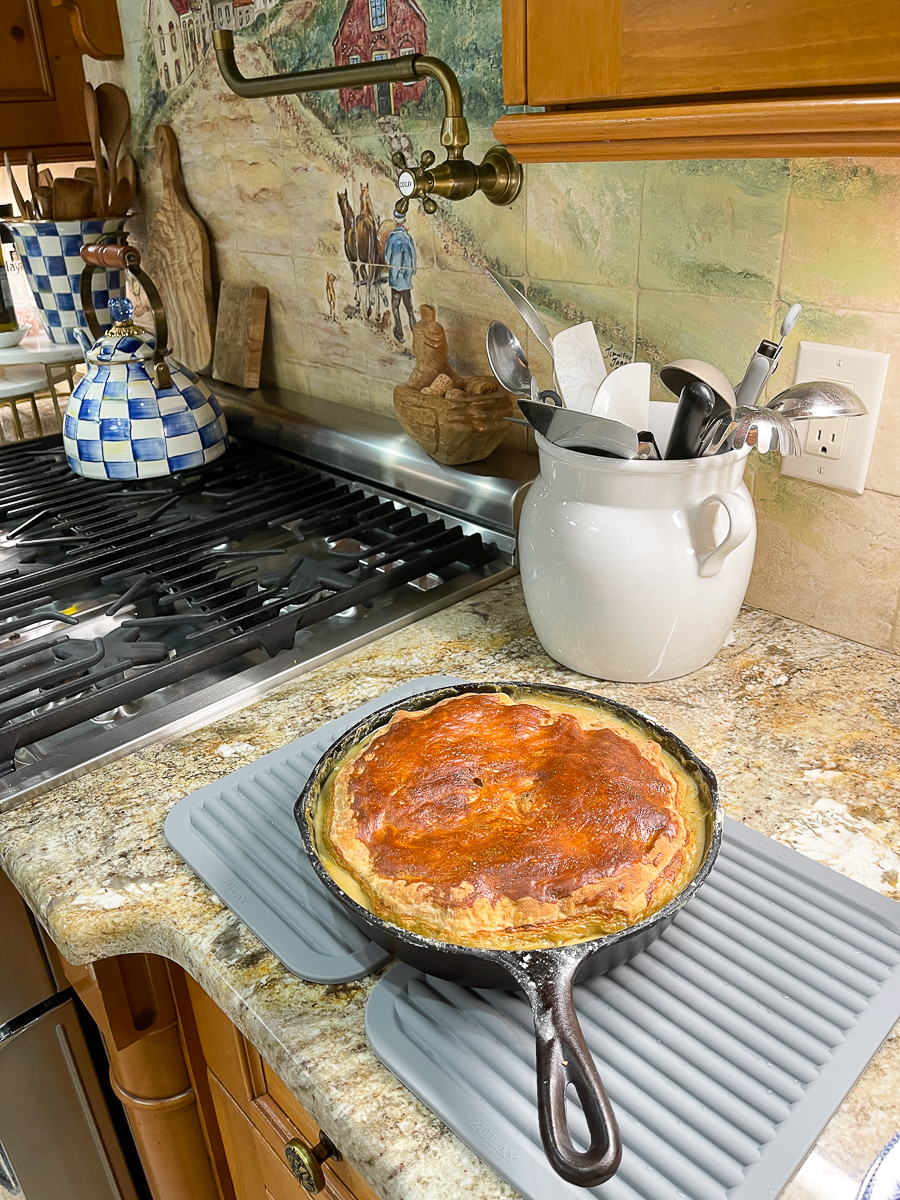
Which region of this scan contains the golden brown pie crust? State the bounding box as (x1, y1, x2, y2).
(322, 692, 702, 949)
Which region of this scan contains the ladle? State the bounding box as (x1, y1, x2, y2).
(765, 379, 867, 420)
(660, 359, 736, 419)
(487, 322, 561, 405)
(702, 406, 800, 457)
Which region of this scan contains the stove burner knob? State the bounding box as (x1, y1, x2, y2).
(284, 1132, 340, 1193)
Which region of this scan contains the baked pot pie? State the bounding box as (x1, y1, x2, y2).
(317, 691, 707, 951)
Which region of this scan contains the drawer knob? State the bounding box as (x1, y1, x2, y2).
(284, 1132, 339, 1194)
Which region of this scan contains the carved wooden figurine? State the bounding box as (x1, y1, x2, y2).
(393, 305, 513, 465)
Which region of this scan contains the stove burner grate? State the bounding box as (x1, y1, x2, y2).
(0, 438, 490, 773)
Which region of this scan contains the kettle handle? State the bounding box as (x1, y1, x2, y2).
(690, 491, 754, 579)
(79, 241, 171, 385)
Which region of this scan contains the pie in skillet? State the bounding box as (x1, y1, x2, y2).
(320, 692, 705, 950)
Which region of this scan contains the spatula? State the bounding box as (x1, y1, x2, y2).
(517, 399, 641, 459)
(95, 83, 130, 194)
(552, 322, 607, 413)
(84, 83, 108, 216)
(591, 362, 651, 429)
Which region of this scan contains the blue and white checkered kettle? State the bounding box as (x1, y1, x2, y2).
(63, 241, 228, 480)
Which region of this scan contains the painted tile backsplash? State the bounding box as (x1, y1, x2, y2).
(89, 0, 900, 654)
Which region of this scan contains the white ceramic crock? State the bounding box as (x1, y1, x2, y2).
(518, 435, 756, 683)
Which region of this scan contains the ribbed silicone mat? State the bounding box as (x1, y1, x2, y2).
(366, 817, 900, 1200)
(165, 675, 465, 984)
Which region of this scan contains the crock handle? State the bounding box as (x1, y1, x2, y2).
(504, 951, 621, 1188)
(690, 491, 754, 579)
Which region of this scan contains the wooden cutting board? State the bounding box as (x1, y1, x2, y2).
(143, 125, 215, 373)
(213, 282, 269, 390)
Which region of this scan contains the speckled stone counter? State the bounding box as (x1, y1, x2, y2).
(1, 578, 899, 1200)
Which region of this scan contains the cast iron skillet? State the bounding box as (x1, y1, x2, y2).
(294, 681, 722, 1189)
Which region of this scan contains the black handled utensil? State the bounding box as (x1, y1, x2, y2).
(665, 380, 717, 459)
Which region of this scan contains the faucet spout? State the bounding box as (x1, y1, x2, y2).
(212, 29, 521, 211)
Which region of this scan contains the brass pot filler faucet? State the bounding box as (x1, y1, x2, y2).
(212, 29, 523, 213)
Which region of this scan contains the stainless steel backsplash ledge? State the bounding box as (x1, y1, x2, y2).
(212, 380, 537, 537)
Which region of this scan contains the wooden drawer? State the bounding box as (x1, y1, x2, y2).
(187, 976, 379, 1200)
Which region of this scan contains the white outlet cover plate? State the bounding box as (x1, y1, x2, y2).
(780, 340, 890, 494)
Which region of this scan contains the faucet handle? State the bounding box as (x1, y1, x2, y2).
(392, 149, 439, 214)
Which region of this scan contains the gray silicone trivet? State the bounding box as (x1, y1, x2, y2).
(366, 817, 900, 1200)
(165, 674, 465, 984)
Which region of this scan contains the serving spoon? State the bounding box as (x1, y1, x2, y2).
(485, 266, 555, 361)
(487, 322, 561, 406)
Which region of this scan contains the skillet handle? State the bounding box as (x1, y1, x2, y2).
(505, 950, 621, 1187)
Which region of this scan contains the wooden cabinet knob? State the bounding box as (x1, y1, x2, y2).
(284, 1132, 340, 1194)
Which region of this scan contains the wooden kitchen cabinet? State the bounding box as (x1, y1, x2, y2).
(62, 952, 380, 1200)
(1, 0, 91, 163)
(495, 0, 900, 161)
(183, 972, 381, 1200)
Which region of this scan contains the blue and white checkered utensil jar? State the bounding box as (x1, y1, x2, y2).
(8, 218, 127, 345)
(63, 296, 229, 480)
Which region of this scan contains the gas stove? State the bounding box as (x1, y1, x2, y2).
(0, 384, 532, 810)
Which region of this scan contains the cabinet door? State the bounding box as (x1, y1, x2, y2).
(520, 0, 900, 106)
(0, 0, 90, 162)
(208, 1072, 270, 1200)
(186, 976, 380, 1200)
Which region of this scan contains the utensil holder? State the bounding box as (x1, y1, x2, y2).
(5, 218, 127, 345)
(518, 439, 756, 682)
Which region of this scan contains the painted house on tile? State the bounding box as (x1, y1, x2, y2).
(148, 0, 212, 90)
(333, 0, 427, 116)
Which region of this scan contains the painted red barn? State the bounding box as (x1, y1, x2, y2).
(333, 0, 427, 116)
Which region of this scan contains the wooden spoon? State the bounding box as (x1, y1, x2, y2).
(37, 168, 53, 190)
(108, 177, 132, 218)
(33, 185, 53, 220)
(74, 166, 101, 217)
(3, 153, 29, 219)
(25, 151, 39, 213)
(117, 152, 138, 195)
(95, 83, 130, 196)
(83, 83, 108, 217)
(52, 178, 94, 220)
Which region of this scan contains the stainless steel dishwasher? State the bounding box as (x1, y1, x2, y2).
(0, 870, 140, 1200)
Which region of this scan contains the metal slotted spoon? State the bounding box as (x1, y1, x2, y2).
(701, 405, 801, 457)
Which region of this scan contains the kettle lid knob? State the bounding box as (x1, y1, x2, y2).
(109, 296, 133, 325)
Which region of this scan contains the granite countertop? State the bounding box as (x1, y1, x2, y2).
(1, 577, 899, 1200)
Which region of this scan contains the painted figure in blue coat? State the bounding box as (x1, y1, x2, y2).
(383, 207, 417, 342)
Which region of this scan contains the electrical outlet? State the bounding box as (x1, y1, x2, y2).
(780, 342, 890, 494)
(805, 417, 848, 459)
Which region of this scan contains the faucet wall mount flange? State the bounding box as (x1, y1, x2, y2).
(212, 29, 523, 212)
